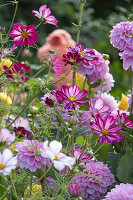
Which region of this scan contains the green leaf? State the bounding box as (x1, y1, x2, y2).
(55, 110, 64, 124)
(0, 174, 7, 198)
(108, 152, 122, 175)
(116, 152, 133, 183)
(120, 130, 133, 142)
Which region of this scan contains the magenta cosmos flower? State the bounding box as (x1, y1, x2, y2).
(32, 5, 58, 28)
(63, 52, 81, 66)
(3, 62, 31, 82)
(104, 183, 133, 200)
(90, 114, 123, 144)
(110, 21, 133, 51)
(10, 23, 38, 46)
(56, 85, 87, 110)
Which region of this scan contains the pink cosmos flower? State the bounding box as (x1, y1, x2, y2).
(119, 47, 133, 71)
(32, 5, 58, 28)
(1, 44, 17, 58)
(10, 23, 38, 46)
(3, 62, 31, 82)
(56, 85, 87, 110)
(90, 114, 123, 144)
(63, 52, 81, 66)
(0, 149, 17, 175)
(0, 128, 15, 145)
(89, 98, 109, 117)
(110, 21, 133, 51)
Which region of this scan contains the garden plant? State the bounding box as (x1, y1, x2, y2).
(0, 0, 133, 199)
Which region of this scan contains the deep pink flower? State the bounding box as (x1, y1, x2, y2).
(56, 85, 87, 110)
(69, 146, 90, 163)
(10, 23, 38, 46)
(3, 62, 30, 82)
(90, 114, 123, 144)
(119, 47, 133, 71)
(110, 21, 133, 51)
(63, 52, 81, 66)
(16, 140, 50, 172)
(89, 98, 109, 117)
(32, 5, 58, 28)
(69, 184, 82, 197)
(52, 57, 64, 74)
(119, 112, 133, 129)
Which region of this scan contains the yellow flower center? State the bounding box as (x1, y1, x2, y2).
(54, 155, 59, 160)
(21, 32, 28, 38)
(102, 129, 108, 135)
(12, 73, 17, 78)
(0, 163, 5, 169)
(17, 131, 22, 135)
(78, 52, 84, 56)
(69, 59, 75, 63)
(69, 96, 76, 102)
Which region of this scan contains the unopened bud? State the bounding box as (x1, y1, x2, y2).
(26, 130, 34, 139)
(0, 26, 5, 33)
(102, 54, 109, 60)
(68, 183, 82, 197)
(29, 106, 39, 115)
(67, 128, 73, 132)
(48, 49, 55, 54)
(79, 162, 86, 169)
(68, 117, 78, 125)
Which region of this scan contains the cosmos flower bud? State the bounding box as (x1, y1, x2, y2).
(49, 49, 55, 54)
(29, 106, 39, 115)
(102, 54, 110, 60)
(68, 184, 82, 197)
(0, 26, 5, 33)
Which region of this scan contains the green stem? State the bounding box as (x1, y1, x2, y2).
(0, 46, 23, 78)
(73, 66, 76, 85)
(76, 1, 86, 44)
(10, 172, 19, 200)
(30, 173, 33, 196)
(7, 1, 18, 36)
(35, 21, 43, 29)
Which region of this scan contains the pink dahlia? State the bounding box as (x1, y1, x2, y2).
(72, 161, 115, 200)
(88, 98, 109, 117)
(3, 61, 31, 82)
(78, 50, 109, 84)
(56, 85, 87, 110)
(90, 114, 123, 144)
(32, 5, 58, 28)
(63, 52, 81, 66)
(119, 47, 133, 71)
(16, 140, 50, 172)
(10, 23, 38, 46)
(104, 183, 133, 200)
(110, 21, 133, 51)
(68, 183, 82, 197)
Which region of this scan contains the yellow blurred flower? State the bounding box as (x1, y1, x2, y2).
(0, 58, 12, 71)
(0, 92, 12, 117)
(75, 73, 89, 91)
(24, 184, 42, 198)
(119, 94, 129, 111)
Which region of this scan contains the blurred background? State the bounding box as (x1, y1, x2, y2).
(0, 0, 133, 98)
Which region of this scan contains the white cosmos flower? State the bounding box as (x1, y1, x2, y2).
(0, 149, 17, 175)
(41, 140, 76, 171)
